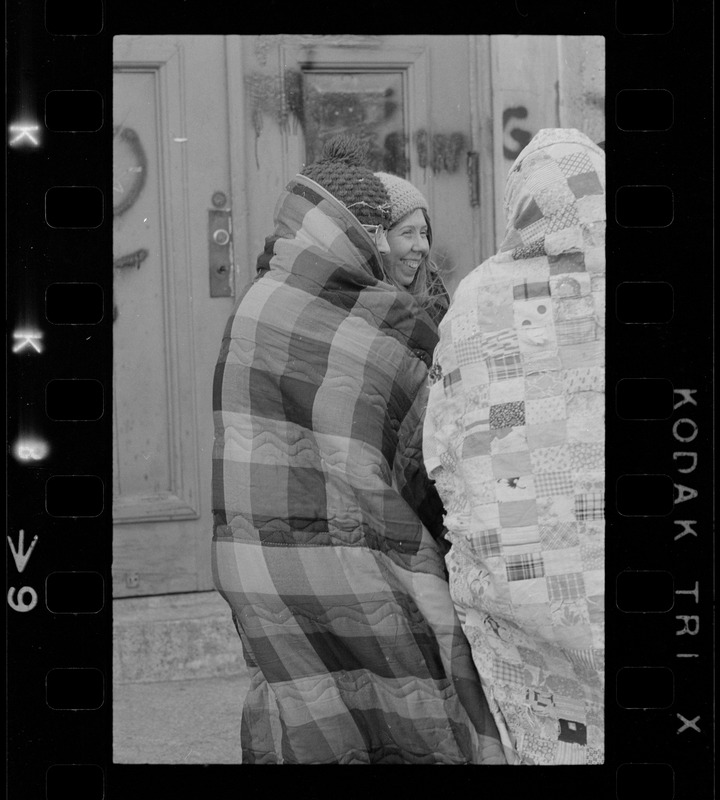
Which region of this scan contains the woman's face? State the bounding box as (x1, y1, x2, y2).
(383, 209, 430, 287)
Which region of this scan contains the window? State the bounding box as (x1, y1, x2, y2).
(302, 71, 408, 177)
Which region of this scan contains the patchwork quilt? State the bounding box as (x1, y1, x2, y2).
(423, 129, 606, 765)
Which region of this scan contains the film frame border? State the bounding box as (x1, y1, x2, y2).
(5, 2, 714, 797)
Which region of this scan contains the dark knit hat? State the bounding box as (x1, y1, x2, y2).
(301, 135, 390, 227)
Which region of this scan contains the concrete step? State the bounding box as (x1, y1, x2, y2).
(113, 590, 247, 684)
(113, 674, 248, 763)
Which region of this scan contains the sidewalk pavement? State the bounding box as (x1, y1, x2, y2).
(113, 672, 249, 764)
(113, 590, 250, 764)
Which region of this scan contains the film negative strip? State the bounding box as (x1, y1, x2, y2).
(6, 1, 714, 797)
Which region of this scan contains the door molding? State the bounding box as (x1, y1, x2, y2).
(277, 39, 431, 190)
(113, 37, 201, 524)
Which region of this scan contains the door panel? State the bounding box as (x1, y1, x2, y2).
(113, 36, 237, 596)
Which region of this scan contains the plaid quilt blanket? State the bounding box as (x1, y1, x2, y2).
(211, 175, 507, 764)
(423, 130, 606, 765)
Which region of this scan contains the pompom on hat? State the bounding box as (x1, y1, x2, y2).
(301, 136, 390, 227)
(374, 171, 429, 227)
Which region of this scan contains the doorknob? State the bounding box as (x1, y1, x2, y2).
(208, 205, 234, 297)
(213, 229, 231, 246)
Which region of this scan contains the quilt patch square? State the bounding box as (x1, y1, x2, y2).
(490, 427, 528, 455)
(559, 340, 603, 371)
(517, 645, 548, 670)
(550, 273, 590, 297)
(523, 352, 563, 376)
(556, 317, 598, 346)
(519, 218, 547, 244)
(574, 492, 604, 520)
(548, 251, 586, 275)
(514, 296, 553, 328)
(500, 525, 541, 553)
(585, 244, 605, 275)
(513, 280, 551, 300)
(513, 240, 546, 260)
(547, 572, 586, 602)
(554, 295, 595, 322)
(482, 329, 520, 359)
(461, 430, 494, 458)
(558, 150, 594, 179)
(496, 476, 536, 503)
(548, 676, 587, 704)
(493, 658, 525, 687)
(567, 171, 603, 199)
(558, 718, 588, 745)
(506, 552, 545, 582)
(517, 326, 558, 358)
(546, 204, 581, 234)
(587, 594, 604, 625)
(455, 334, 484, 366)
(499, 228, 523, 253)
(487, 353, 523, 382)
(539, 522, 579, 550)
(530, 444, 572, 472)
(464, 408, 491, 434)
(568, 442, 604, 471)
(500, 498, 539, 527)
(451, 309, 479, 340)
(525, 395, 566, 425)
(468, 528, 502, 558)
(492, 449, 533, 477)
(461, 360, 491, 387)
(534, 183, 577, 216)
(508, 578, 550, 605)
(472, 502, 501, 529)
(578, 527, 604, 570)
(467, 478, 497, 505)
(490, 400, 526, 429)
(562, 366, 604, 394)
(526, 159, 568, 196)
(526, 420, 568, 451)
(543, 548, 584, 576)
(466, 384, 490, 408)
(516, 197, 544, 229)
(525, 371, 564, 399)
(534, 470, 574, 497)
(461, 454, 494, 483)
(442, 367, 462, 391)
(489, 377, 525, 404)
(536, 494, 576, 525)
(474, 303, 514, 334)
(577, 194, 606, 226)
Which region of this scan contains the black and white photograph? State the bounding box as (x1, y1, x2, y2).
(111, 33, 606, 765)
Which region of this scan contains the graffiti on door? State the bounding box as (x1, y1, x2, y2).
(113, 126, 147, 217)
(245, 68, 469, 177)
(502, 105, 533, 161)
(113, 125, 150, 322)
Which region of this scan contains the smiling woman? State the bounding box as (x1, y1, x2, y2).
(385, 208, 429, 287)
(375, 171, 449, 324)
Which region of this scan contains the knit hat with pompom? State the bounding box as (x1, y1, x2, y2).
(301, 136, 390, 227)
(374, 171, 429, 227)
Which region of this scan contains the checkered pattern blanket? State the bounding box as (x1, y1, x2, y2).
(423, 129, 606, 765)
(212, 174, 507, 764)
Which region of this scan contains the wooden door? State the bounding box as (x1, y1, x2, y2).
(233, 34, 496, 294)
(112, 35, 241, 596)
(111, 34, 498, 598)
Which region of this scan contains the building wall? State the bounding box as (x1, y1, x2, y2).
(488, 34, 605, 245)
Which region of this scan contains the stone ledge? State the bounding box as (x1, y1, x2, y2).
(113, 590, 247, 684)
